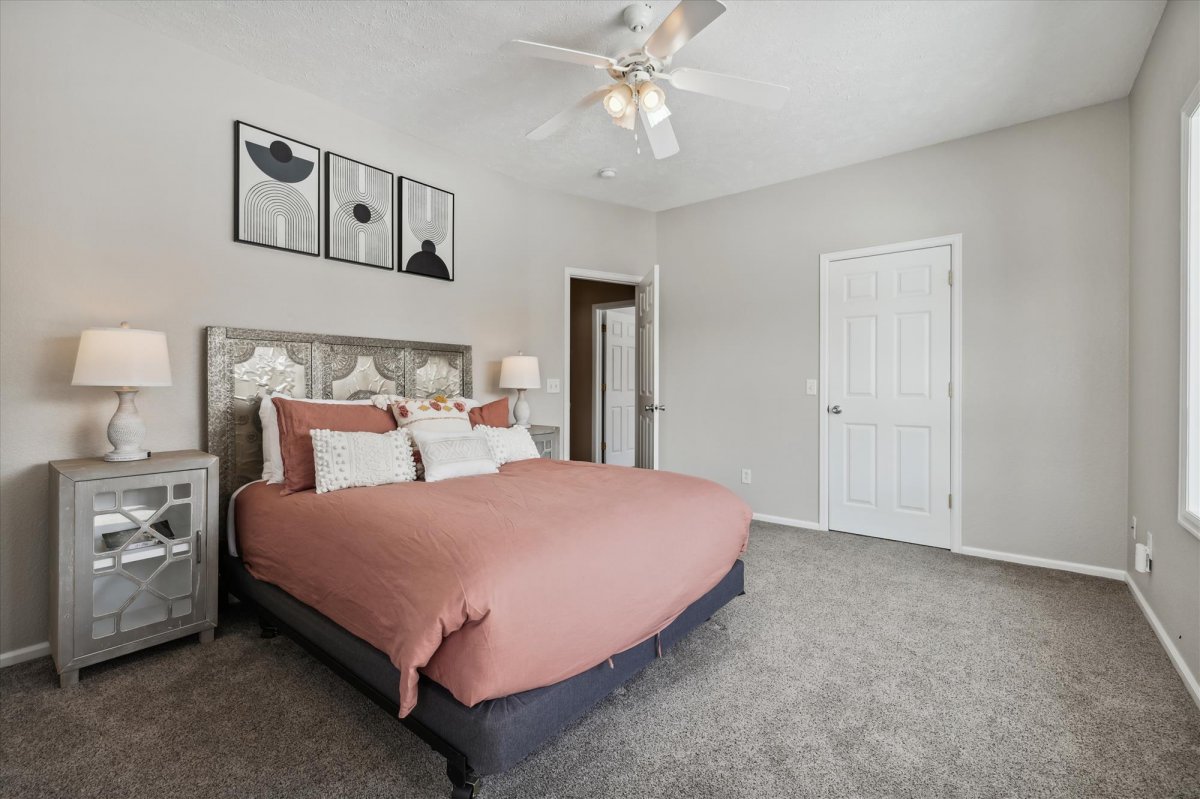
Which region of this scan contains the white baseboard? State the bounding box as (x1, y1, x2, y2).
(958, 546, 1126, 581)
(0, 640, 49, 668)
(752, 513, 824, 530)
(1126, 576, 1200, 710)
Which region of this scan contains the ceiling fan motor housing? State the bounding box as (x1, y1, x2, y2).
(622, 3, 654, 33)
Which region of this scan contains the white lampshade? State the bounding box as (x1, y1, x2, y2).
(72, 324, 172, 387)
(499, 355, 540, 390)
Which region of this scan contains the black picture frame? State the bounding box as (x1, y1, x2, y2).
(324, 152, 395, 271)
(398, 176, 455, 282)
(233, 120, 320, 257)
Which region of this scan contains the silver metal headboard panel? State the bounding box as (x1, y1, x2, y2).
(205, 326, 472, 525)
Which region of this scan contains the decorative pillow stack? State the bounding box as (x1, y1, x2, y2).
(259, 394, 377, 483)
(310, 429, 417, 494)
(272, 396, 397, 494)
(408, 428, 499, 482)
(479, 425, 541, 465)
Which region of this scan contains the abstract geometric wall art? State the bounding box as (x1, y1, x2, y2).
(234, 121, 319, 256)
(398, 177, 454, 281)
(325, 153, 393, 270)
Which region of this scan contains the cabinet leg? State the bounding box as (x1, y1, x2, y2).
(198, 628, 215, 644)
(58, 669, 79, 689)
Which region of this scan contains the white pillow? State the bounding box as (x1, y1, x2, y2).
(310, 429, 416, 494)
(409, 428, 498, 483)
(479, 425, 541, 465)
(258, 394, 375, 483)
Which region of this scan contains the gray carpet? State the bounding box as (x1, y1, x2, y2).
(3, 522, 1198, 799)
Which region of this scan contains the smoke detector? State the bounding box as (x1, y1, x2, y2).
(622, 4, 653, 33)
(598, 167, 618, 179)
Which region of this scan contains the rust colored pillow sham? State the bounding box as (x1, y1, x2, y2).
(272, 396, 397, 494)
(468, 397, 509, 428)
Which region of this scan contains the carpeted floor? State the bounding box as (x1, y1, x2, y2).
(3, 522, 1198, 799)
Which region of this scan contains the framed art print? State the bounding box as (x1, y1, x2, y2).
(325, 152, 394, 270)
(234, 121, 319, 256)
(398, 176, 454, 281)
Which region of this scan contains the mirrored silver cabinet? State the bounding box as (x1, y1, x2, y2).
(49, 450, 218, 687)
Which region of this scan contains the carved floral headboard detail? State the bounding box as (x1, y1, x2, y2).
(205, 326, 472, 526)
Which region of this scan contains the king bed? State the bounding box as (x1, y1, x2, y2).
(207, 326, 749, 798)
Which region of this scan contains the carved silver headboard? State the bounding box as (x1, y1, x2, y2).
(205, 326, 472, 524)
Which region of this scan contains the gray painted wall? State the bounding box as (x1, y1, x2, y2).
(656, 100, 1131, 570)
(0, 1, 656, 654)
(1127, 0, 1200, 685)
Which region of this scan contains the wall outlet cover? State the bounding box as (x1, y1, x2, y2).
(806, 378, 818, 396)
(741, 468, 752, 484)
(546, 378, 561, 394)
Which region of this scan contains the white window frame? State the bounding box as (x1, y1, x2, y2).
(1180, 82, 1200, 540)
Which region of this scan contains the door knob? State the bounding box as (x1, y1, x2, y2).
(828, 404, 842, 414)
(643, 404, 667, 413)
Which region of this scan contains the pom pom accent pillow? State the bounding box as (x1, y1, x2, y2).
(310, 429, 417, 494)
(468, 397, 509, 428)
(479, 425, 541, 465)
(273, 397, 397, 494)
(409, 428, 499, 483)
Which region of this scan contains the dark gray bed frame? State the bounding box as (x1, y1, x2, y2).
(205, 326, 745, 798)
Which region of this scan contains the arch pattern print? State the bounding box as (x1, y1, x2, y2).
(325, 152, 393, 270)
(235, 121, 320, 256)
(399, 176, 455, 281)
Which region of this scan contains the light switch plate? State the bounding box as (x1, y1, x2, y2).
(806, 379, 818, 396)
(546, 378, 561, 394)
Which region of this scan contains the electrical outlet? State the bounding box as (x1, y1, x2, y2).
(546, 378, 561, 394)
(741, 468, 752, 484)
(806, 379, 818, 396)
(1131, 515, 1137, 540)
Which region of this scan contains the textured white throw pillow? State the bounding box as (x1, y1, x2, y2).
(409, 428, 499, 483)
(310, 428, 417, 494)
(479, 425, 542, 465)
(259, 394, 375, 483)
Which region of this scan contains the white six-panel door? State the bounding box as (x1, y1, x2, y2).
(827, 245, 952, 548)
(635, 265, 660, 469)
(603, 307, 637, 466)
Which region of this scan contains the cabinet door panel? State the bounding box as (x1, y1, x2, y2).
(74, 469, 207, 657)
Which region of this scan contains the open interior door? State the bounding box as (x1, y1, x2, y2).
(635, 264, 661, 469)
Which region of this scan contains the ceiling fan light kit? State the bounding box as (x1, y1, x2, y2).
(510, 0, 789, 160)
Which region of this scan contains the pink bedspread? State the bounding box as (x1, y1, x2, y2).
(236, 458, 750, 716)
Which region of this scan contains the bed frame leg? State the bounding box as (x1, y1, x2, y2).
(258, 614, 279, 639)
(446, 756, 480, 799)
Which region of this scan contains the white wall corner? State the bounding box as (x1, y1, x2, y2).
(0, 640, 50, 669)
(1126, 576, 1200, 710)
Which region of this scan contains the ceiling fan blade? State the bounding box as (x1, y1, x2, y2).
(504, 40, 615, 69)
(643, 0, 726, 61)
(665, 67, 789, 110)
(639, 107, 680, 160)
(526, 85, 613, 140)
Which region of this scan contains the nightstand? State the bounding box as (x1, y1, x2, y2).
(49, 450, 219, 688)
(527, 425, 559, 459)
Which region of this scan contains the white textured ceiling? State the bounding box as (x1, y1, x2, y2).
(101, 0, 1164, 211)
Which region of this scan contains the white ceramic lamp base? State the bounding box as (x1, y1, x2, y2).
(104, 389, 150, 461)
(512, 389, 531, 428)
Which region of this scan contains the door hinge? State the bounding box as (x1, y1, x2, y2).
(948, 493, 953, 509)
(948, 269, 953, 287)
(601, 442, 607, 451)
(601, 323, 607, 333)
(601, 383, 607, 392)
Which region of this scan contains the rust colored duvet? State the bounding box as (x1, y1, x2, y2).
(236, 458, 750, 716)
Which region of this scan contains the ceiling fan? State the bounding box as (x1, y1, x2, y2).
(505, 0, 789, 160)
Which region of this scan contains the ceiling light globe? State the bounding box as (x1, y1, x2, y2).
(638, 81, 665, 111)
(604, 84, 633, 117)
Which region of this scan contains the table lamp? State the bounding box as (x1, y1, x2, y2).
(499, 354, 540, 427)
(72, 322, 172, 461)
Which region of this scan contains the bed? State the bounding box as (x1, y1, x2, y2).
(207, 326, 748, 798)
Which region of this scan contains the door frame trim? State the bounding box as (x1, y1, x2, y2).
(818, 234, 963, 552)
(563, 268, 643, 462)
(591, 300, 636, 463)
